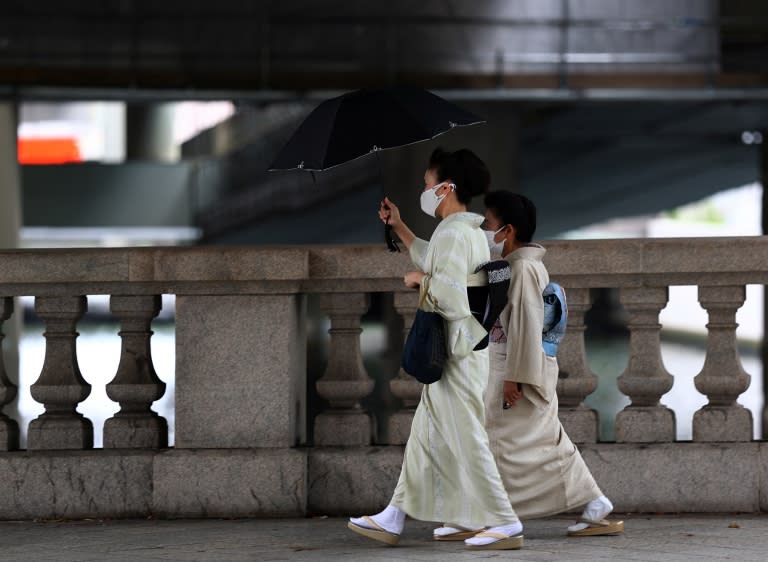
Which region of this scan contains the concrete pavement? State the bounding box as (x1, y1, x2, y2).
(0, 515, 766, 561)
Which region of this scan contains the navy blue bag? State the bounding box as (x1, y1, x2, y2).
(401, 309, 447, 384)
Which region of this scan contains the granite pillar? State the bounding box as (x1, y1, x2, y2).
(314, 292, 374, 446)
(174, 294, 306, 448)
(616, 287, 676, 443)
(28, 296, 92, 450)
(104, 295, 167, 449)
(556, 287, 599, 443)
(0, 297, 19, 450)
(693, 285, 753, 442)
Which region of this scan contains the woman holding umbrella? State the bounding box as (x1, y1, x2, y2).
(348, 148, 524, 551)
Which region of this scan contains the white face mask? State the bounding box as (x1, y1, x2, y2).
(484, 226, 506, 259)
(420, 182, 454, 218)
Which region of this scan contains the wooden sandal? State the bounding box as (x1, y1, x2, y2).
(348, 515, 400, 545)
(465, 531, 524, 550)
(567, 518, 625, 537)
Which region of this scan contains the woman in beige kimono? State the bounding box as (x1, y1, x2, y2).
(455, 190, 623, 537)
(348, 149, 524, 550)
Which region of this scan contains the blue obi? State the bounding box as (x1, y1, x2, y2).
(542, 282, 567, 357)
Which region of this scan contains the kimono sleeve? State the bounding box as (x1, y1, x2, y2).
(408, 237, 429, 271)
(504, 261, 555, 405)
(418, 227, 487, 359)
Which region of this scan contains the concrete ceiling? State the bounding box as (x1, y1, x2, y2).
(192, 97, 767, 243)
(4, 0, 767, 243)
(518, 100, 765, 236)
(2, 0, 763, 95)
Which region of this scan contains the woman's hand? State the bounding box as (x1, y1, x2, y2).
(503, 381, 523, 409)
(404, 271, 425, 289)
(379, 195, 417, 251)
(379, 197, 402, 228)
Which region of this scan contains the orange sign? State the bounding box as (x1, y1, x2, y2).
(18, 138, 82, 164)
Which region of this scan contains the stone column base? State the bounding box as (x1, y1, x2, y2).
(154, 449, 306, 517)
(308, 447, 403, 514)
(385, 411, 415, 445)
(314, 412, 372, 446)
(616, 406, 675, 443)
(559, 405, 598, 443)
(104, 414, 168, 449)
(0, 418, 19, 451)
(28, 414, 93, 450)
(693, 405, 753, 442)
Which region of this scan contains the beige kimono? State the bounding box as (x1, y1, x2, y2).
(484, 245, 602, 519)
(390, 212, 518, 529)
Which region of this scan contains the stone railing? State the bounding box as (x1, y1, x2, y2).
(0, 238, 766, 519)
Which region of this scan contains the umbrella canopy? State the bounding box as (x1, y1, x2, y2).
(269, 86, 485, 172)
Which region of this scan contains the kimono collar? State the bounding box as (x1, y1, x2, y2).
(506, 243, 546, 263)
(440, 212, 485, 229)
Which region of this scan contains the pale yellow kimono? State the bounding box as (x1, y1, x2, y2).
(390, 212, 518, 528)
(485, 245, 602, 519)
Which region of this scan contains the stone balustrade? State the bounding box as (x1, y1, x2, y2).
(0, 238, 766, 519)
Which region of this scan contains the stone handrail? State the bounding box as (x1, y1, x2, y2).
(0, 236, 766, 289)
(0, 237, 765, 518)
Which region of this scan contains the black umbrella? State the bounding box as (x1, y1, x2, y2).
(269, 86, 486, 250)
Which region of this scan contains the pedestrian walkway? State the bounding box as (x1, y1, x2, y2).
(0, 514, 766, 561)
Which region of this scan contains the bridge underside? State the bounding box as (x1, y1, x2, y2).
(2, 0, 766, 242)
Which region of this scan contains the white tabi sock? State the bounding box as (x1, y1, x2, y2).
(464, 520, 523, 546)
(349, 504, 405, 535)
(568, 495, 614, 532)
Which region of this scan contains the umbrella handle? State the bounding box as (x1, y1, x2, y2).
(385, 222, 400, 253)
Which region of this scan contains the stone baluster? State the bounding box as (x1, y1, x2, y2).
(314, 293, 374, 446)
(693, 285, 752, 442)
(104, 295, 168, 448)
(616, 287, 676, 442)
(556, 288, 599, 443)
(28, 296, 92, 450)
(386, 291, 422, 444)
(0, 297, 19, 450)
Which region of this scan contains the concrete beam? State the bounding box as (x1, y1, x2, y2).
(6, 86, 768, 103)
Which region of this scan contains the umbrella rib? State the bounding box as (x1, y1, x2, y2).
(285, 119, 486, 172)
(319, 99, 345, 170)
(383, 93, 486, 153)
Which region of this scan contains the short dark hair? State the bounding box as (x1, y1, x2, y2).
(484, 190, 537, 243)
(428, 147, 490, 205)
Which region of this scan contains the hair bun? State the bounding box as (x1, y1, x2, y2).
(453, 149, 490, 197)
(428, 147, 490, 204)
